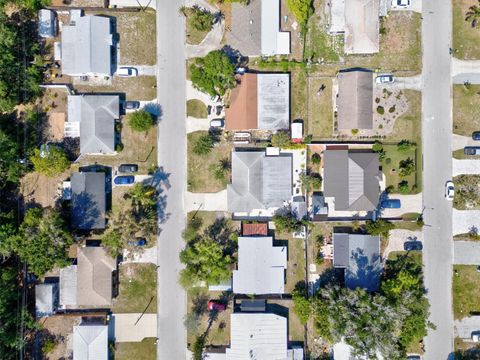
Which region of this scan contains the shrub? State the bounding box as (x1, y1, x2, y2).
(115, 143, 124, 152)
(388, 105, 396, 113)
(397, 140, 415, 153)
(398, 180, 410, 194)
(375, 97, 381, 104)
(311, 153, 321, 165)
(42, 338, 56, 355)
(377, 106, 385, 115)
(351, 128, 359, 135)
(292, 289, 311, 324)
(190, 8, 214, 32)
(286, 0, 313, 29)
(193, 134, 214, 155)
(271, 131, 291, 147)
(365, 219, 395, 238)
(385, 157, 391, 164)
(399, 158, 415, 177)
(372, 141, 383, 153)
(128, 110, 155, 132)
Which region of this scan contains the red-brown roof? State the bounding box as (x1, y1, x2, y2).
(242, 222, 268, 236)
(225, 73, 258, 131)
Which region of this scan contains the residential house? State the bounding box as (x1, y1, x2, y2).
(329, 0, 380, 54)
(333, 233, 382, 291)
(35, 283, 59, 317)
(225, 73, 290, 132)
(336, 70, 374, 131)
(71, 172, 106, 230)
(73, 323, 108, 360)
(67, 95, 119, 155)
(323, 147, 381, 212)
(38, 9, 56, 38)
(228, 149, 292, 213)
(61, 14, 113, 76)
(227, 0, 290, 56)
(233, 236, 287, 295)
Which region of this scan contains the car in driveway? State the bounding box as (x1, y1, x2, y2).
(472, 131, 480, 140)
(117, 67, 138, 77)
(445, 180, 454, 200)
(395, 0, 411, 8)
(127, 238, 147, 247)
(118, 164, 138, 173)
(381, 199, 401, 209)
(207, 300, 226, 312)
(123, 101, 140, 110)
(114, 175, 135, 185)
(406, 355, 421, 360)
(472, 331, 480, 342)
(404, 241, 423, 251)
(210, 119, 224, 128)
(375, 74, 395, 84)
(464, 146, 480, 155)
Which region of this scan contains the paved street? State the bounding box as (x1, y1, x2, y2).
(156, 0, 187, 359)
(421, 0, 454, 358)
(454, 241, 480, 265)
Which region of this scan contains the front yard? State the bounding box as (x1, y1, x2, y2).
(453, 175, 480, 210)
(75, 76, 157, 101)
(115, 338, 157, 360)
(453, 265, 480, 319)
(453, 84, 480, 137)
(453, 0, 480, 60)
(381, 143, 421, 194)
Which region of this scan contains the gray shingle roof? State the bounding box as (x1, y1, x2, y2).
(61, 15, 113, 76)
(71, 172, 106, 230)
(228, 150, 292, 212)
(323, 149, 380, 211)
(68, 95, 119, 155)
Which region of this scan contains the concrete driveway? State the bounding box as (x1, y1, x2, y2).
(453, 159, 480, 176)
(452, 134, 477, 151)
(454, 241, 480, 265)
(379, 193, 423, 218)
(454, 316, 480, 340)
(186, 20, 225, 59)
(122, 246, 157, 264)
(186, 117, 210, 133)
(384, 229, 423, 258)
(453, 209, 480, 236)
(116, 65, 157, 76)
(113, 313, 157, 342)
(381, 75, 422, 91)
(452, 58, 480, 84)
(185, 190, 228, 212)
(389, 0, 422, 13)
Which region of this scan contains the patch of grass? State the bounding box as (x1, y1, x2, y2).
(184, 7, 211, 45)
(453, 265, 480, 319)
(278, 233, 306, 294)
(453, 175, 480, 210)
(304, 16, 342, 62)
(387, 250, 422, 266)
(112, 263, 157, 313)
(453, 0, 480, 60)
(76, 76, 157, 101)
(308, 77, 333, 139)
(381, 144, 419, 194)
(267, 299, 305, 342)
(291, 68, 308, 125)
(187, 131, 233, 193)
(394, 221, 423, 232)
(453, 84, 480, 136)
(401, 212, 422, 221)
(186, 99, 208, 118)
(387, 90, 421, 142)
(115, 338, 157, 360)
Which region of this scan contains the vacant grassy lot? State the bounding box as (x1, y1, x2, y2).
(112, 263, 157, 313)
(76, 76, 157, 101)
(186, 99, 208, 118)
(453, 0, 480, 59)
(308, 77, 333, 140)
(453, 175, 480, 210)
(187, 131, 233, 193)
(116, 338, 156, 360)
(453, 85, 480, 136)
(381, 144, 420, 194)
(453, 265, 480, 319)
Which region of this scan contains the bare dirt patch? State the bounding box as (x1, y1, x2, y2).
(20, 170, 70, 208)
(37, 315, 82, 360)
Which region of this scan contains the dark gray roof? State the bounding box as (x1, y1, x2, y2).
(228, 150, 292, 212)
(71, 172, 106, 230)
(323, 150, 380, 211)
(61, 15, 113, 76)
(68, 95, 119, 155)
(227, 0, 262, 56)
(333, 233, 382, 292)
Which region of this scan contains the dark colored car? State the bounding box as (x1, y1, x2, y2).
(215, 105, 223, 116)
(473, 131, 480, 140)
(123, 101, 140, 110)
(464, 146, 480, 155)
(406, 356, 421, 360)
(118, 164, 138, 173)
(127, 238, 147, 247)
(207, 105, 212, 115)
(404, 241, 423, 251)
(207, 300, 226, 312)
(114, 175, 135, 185)
(381, 199, 401, 209)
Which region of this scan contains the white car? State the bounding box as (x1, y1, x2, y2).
(375, 74, 395, 84)
(395, 0, 411, 7)
(117, 67, 138, 77)
(445, 180, 454, 200)
(210, 119, 224, 128)
(472, 331, 480, 342)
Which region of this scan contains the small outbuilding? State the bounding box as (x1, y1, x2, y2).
(35, 283, 59, 317)
(38, 9, 57, 38)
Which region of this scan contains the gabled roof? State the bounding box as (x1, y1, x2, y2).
(68, 95, 119, 155)
(71, 172, 106, 230)
(61, 15, 113, 76)
(337, 70, 373, 130)
(73, 324, 108, 360)
(76, 247, 116, 307)
(333, 233, 382, 291)
(228, 150, 292, 212)
(344, 0, 380, 54)
(233, 236, 287, 294)
(225, 74, 258, 131)
(323, 149, 380, 211)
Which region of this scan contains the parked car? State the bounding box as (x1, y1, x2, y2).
(210, 119, 224, 128)
(395, 0, 411, 8)
(472, 331, 480, 342)
(406, 355, 421, 360)
(375, 74, 395, 84)
(472, 131, 480, 140)
(117, 67, 138, 77)
(127, 238, 147, 247)
(118, 164, 138, 173)
(123, 101, 140, 110)
(207, 300, 226, 312)
(464, 146, 480, 155)
(114, 175, 135, 185)
(404, 241, 423, 251)
(445, 180, 454, 200)
(207, 105, 212, 115)
(381, 199, 401, 209)
(215, 105, 223, 116)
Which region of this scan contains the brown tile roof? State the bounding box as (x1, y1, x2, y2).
(242, 222, 268, 236)
(225, 73, 258, 131)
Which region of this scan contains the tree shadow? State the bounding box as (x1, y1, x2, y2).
(143, 102, 163, 119)
(71, 191, 102, 230)
(345, 248, 382, 292)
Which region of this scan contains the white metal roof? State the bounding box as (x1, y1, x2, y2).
(261, 0, 290, 55)
(73, 324, 108, 360)
(60, 265, 77, 307)
(291, 122, 303, 140)
(257, 73, 290, 131)
(329, 0, 346, 33)
(233, 236, 287, 295)
(35, 283, 57, 317)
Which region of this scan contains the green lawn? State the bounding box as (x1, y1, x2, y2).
(453, 85, 480, 136)
(184, 7, 211, 45)
(112, 263, 157, 313)
(267, 299, 305, 343)
(279, 233, 306, 294)
(308, 77, 333, 140)
(304, 14, 342, 63)
(186, 99, 208, 118)
(115, 338, 157, 360)
(381, 144, 420, 194)
(453, 175, 480, 210)
(453, 265, 480, 319)
(453, 0, 480, 60)
(291, 68, 308, 126)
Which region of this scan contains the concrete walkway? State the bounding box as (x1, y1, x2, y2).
(185, 190, 228, 212)
(186, 117, 210, 133)
(452, 159, 480, 176)
(186, 20, 225, 59)
(453, 209, 480, 236)
(113, 313, 157, 342)
(387, 75, 422, 91)
(454, 241, 480, 265)
(452, 134, 477, 151)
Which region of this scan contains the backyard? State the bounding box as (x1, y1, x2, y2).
(75, 76, 157, 101)
(453, 84, 480, 136)
(453, 175, 480, 210)
(308, 77, 333, 140)
(453, 265, 480, 319)
(453, 0, 480, 60)
(115, 338, 157, 360)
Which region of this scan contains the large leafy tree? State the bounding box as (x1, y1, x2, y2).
(0, 129, 22, 187)
(30, 146, 70, 177)
(286, 0, 312, 30)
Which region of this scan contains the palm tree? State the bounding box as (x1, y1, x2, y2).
(465, 1, 480, 28)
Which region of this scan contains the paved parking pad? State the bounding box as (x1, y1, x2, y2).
(454, 241, 480, 265)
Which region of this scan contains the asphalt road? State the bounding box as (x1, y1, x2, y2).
(421, 1, 454, 359)
(156, 0, 187, 359)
